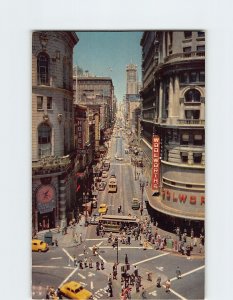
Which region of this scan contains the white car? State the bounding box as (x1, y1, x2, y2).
(102, 171, 108, 178)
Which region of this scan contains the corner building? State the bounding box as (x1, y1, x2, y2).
(140, 31, 205, 234)
(32, 31, 79, 232)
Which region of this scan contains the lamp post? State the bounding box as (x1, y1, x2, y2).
(139, 174, 147, 216)
(83, 191, 89, 226)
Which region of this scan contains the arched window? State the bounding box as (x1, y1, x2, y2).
(38, 123, 51, 157)
(185, 89, 201, 102)
(37, 52, 49, 85)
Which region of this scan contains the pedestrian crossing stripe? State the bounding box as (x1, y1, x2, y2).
(149, 291, 157, 296)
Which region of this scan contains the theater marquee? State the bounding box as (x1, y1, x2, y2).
(152, 135, 160, 191)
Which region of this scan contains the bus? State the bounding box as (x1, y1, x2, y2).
(97, 214, 140, 232)
(103, 160, 110, 171)
(108, 177, 117, 193)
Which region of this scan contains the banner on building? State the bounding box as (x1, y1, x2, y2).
(152, 135, 160, 191)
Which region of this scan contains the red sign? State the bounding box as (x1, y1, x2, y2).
(152, 135, 160, 191)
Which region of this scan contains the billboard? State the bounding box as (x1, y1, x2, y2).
(152, 135, 160, 191)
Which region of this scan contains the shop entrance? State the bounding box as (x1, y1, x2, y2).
(38, 210, 55, 231)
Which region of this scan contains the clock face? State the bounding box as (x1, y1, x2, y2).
(36, 185, 55, 204)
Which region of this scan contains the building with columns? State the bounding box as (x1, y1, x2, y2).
(32, 31, 79, 232)
(140, 31, 205, 234)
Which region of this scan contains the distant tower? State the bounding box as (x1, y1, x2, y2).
(126, 64, 138, 95)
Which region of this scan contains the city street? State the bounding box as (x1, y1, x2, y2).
(32, 117, 205, 300)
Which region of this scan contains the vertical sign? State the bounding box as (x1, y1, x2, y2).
(152, 135, 160, 191)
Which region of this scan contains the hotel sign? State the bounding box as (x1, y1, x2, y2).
(152, 135, 160, 191)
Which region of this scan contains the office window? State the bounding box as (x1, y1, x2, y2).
(199, 71, 205, 82)
(185, 89, 201, 102)
(183, 46, 191, 53)
(37, 96, 43, 110)
(190, 72, 197, 83)
(193, 153, 202, 163)
(180, 72, 189, 83)
(197, 45, 205, 52)
(184, 31, 192, 39)
(38, 123, 51, 157)
(37, 52, 49, 85)
(197, 31, 205, 37)
(47, 97, 52, 110)
(180, 152, 188, 162)
(181, 134, 189, 145)
(185, 110, 200, 119)
(194, 134, 204, 146)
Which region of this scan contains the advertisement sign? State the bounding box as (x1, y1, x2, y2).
(152, 135, 160, 191)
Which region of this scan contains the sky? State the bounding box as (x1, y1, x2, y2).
(73, 31, 143, 101)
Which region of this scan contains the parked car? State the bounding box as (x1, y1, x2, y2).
(102, 171, 108, 178)
(131, 198, 140, 210)
(60, 281, 93, 300)
(98, 203, 108, 215)
(32, 239, 49, 252)
(90, 213, 99, 225)
(98, 181, 106, 191)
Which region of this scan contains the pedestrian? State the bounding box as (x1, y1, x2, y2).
(127, 235, 131, 245)
(113, 269, 117, 280)
(73, 255, 78, 267)
(176, 266, 181, 279)
(54, 238, 58, 247)
(79, 233, 82, 244)
(101, 259, 105, 270)
(96, 260, 100, 270)
(83, 244, 87, 255)
(125, 254, 129, 265)
(108, 284, 113, 297)
(165, 279, 171, 293)
(89, 257, 93, 268)
(134, 265, 138, 277)
(156, 276, 161, 288)
(141, 287, 147, 299)
(79, 259, 83, 269)
(108, 274, 113, 286)
(135, 280, 140, 293)
(84, 257, 88, 268)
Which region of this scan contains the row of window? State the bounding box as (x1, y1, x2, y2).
(184, 31, 205, 39)
(180, 152, 202, 163)
(183, 45, 205, 53)
(37, 96, 52, 110)
(180, 71, 205, 84)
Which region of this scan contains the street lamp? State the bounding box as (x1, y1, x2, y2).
(83, 191, 89, 226)
(139, 174, 147, 216)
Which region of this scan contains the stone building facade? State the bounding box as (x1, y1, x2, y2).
(32, 31, 79, 231)
(140, 31, 205, 233)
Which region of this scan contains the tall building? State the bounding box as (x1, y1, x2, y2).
(32, 31, 79, 231)
(126, 63, 138, 95)
(73, 74, 114, 155)
(140, 31, 205, 234)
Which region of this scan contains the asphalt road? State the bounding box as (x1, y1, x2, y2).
(32, 123, 205, 300)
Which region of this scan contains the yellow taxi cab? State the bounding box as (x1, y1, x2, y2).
(32, 239, 49, 252)
(98, 203, 108, 215)
(60, 281, 93, 299)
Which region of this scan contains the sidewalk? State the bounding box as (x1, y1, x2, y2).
(128, 153, 205, 259)
(36, 215, 89, 248)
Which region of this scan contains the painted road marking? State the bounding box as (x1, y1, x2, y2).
(78, 273, 86, 279)
(32, 265, 74, 270)
(51, 257, 62, 260)
(86, 238, 108, 241)
(156, 266, 164, 271)
(78, 253, 84, 256)
(79, 281, 87, 287)
(133, 252, 170, 266)
(59, 267, 78, 288)
(91, 281, 94, 289)
(99, 246, 153, 249)
(170, 265, 205, 282)
(62, 248, 74, 261)
(161, 265, 205, 300)
(96, 241, 104, 247)
(98, 254, 107, 264)
(88, 272, 96, 277)
(149, 290, 157, 296)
